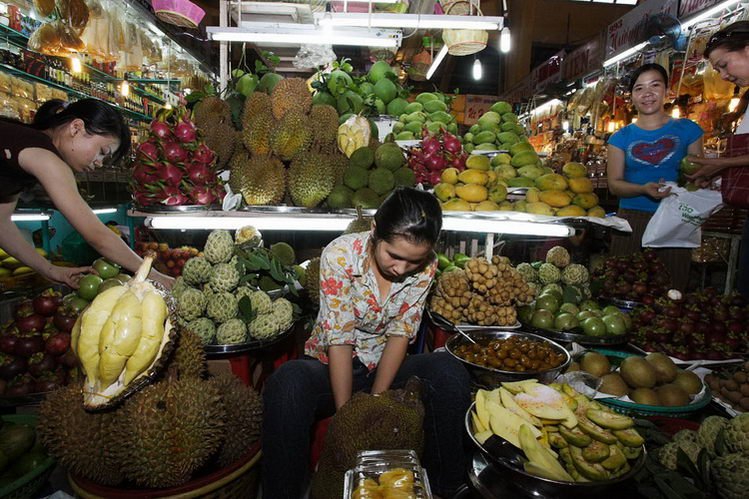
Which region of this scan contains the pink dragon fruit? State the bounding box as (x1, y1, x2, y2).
(154, 162, 184, 187)
(137, 140, 160, 163)
(150, 119, 172, 140)
(193, 143, 216, 166)
(188, 185, 217, 205)
(162, 142, 188, 164)
(132, 162, 158, 185)
(173, 119, 197, 144)
(185, 162, 213, 185)
(160, 186, 188, 206)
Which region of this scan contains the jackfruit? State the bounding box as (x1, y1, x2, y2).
(241, 111, 274, 156)
(309, 104, 339, 149)
(271, 77, 312, 119)
(368, 168, 395, 195)
(242, 92, 271, 125)
(229, 154, 286, 206)
(288, 152, 336, 207)
(270, 109, 312, 161)
(374, 143, 405, 171)
(351, 188, 381, 209)
(344, 166, 371, 190)
(393, 167, 416, 187)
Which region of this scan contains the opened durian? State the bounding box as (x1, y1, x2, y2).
(71, 255, 176, 409)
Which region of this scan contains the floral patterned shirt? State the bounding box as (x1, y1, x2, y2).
(304, 232, 437, 371)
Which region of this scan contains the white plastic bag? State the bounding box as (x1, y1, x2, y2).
(642, 182, 723, 248)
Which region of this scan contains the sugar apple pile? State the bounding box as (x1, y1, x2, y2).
(514, 246, 592, 305)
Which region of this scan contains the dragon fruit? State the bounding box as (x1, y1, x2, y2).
(406, 128, 467, 185)
(174, 119, 197, 144)
(150, 119, 172, 140)
(188, 185, 217, 205)
(185, 162, 212, 185)
(137, 140, 160, 163)
(193, 143, 215, 166)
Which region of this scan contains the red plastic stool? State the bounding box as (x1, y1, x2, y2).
(310, 416, 333, 471)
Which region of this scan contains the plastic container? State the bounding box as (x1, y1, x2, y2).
(343, 451, 432, 499)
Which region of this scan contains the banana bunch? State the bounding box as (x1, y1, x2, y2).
(71, 255, 174, 409)
(337, 115, 371, 157)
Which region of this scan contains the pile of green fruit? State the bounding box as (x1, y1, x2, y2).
(463, 102, 525, 153)
(67, 257, 128, 312)
(435, 251, 470, 277)
(0, 419, 51, 490)
(392, 92, 459, 141)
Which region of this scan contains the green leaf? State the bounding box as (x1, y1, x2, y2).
(714, 428, 729, 457)
(238, 295, 256, 324)
(653, 477, 684, 499)
(342, 63, 353, 73)
(185, 91, 204, 104)
(269, 259, 286, 282)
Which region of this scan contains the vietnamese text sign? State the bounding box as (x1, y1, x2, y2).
(606, 0, 678, 60)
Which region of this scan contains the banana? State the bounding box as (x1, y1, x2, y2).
(123, 291, 167, 385)
(77, 285, 127, 384)
(98, 291, 143, 386)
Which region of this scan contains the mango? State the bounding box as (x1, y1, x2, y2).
(509, 141, 534, 156)
(473, 131, 496, 145)
(441, 168, 459, 184)
(486, 171, 498, 183)
(562, 162, 587, 178)
(475, 143, 498, 151)
(517, 164, 544, 179)
(526, 202, 554, 215)
(466, 155, 491, 171)
(507, 177, 535, 188)
(492, 153, 512, 166)
(403, 102, 423, 114)
(34, 248, 48, 258)
(588, 206, 606, 218)
(434, 183, 456, 202)
(556, 205, 587, 217)
(572, 192, 599, 209)
(536, 173, 568, 191)
(429, 111, 452, 124)
(458, 169, 488, 186)
(502, 112, 519, 123)
(442, 198, 472, 211)
(498, 201, 513, 211)
(415, 92, 438, 104)
(490, 101, 512, 115)
(511, 150, 538, 168)
(477, 111, 501, 128)
(488, 183, 508, 203)
(475, 200, 501, 211)
(423, 99, 448, 113)
(0, 249, 7, 259)
(455, 184, 488, 202)
(568, 177, 594, 194)
(539, 190, 572, 208)
(2, 257, 22, 270)
(513, 200, 528, 212)
(495, 165, 517, 180)
(526, 187, 541, 203)
(0, 268, 11, 277)
(497, 131, 520, 145)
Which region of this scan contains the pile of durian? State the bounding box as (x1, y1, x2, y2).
(39, 329, 263, 489)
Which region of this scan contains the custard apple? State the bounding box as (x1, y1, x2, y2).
(698, 415, 729, 457)
(724, 413, 749, 455)
(561, 263, 589, 286)
(235, 286, 254, 305)
(271, 298, 294, 329)
(209, 262, 240, 292)
(249, 314, 280, 339)
(538, 263, 561, 285)
(172, 276, 188, 300)
(187, 317, 216, 345)
(657, 440, 702, 471)
(249, 290, 272, 315)
(235, 225, 263, 248)
(216, 318, 247, 344)
(712, 453, 749, 499)
(204, 230, 234, 264)
(673, 429, 699, 446)
(177, 288, 206, 321)
(545, 246, 570, 268)
(516, 263, 538, 283)
(182, 256, 212, 286)
(206, 291, 238, 323)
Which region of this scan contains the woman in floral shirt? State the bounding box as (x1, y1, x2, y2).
(262, 187, 470, 498)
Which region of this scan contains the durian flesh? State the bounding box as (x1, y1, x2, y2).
(71, 255, 175, 409)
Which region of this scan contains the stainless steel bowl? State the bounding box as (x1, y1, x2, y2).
(445, 329, 571, 388)
(464, 402, 646, 498)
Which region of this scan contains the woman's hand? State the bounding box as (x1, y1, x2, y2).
(686, 157, 729, 186)
(641, 181, 671, 199)
(42, 264, 92, 289)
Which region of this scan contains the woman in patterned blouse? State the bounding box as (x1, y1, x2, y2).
(262, 187, 470, 498)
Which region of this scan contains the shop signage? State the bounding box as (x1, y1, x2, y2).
(678, 0, 723, 18)
(464, 95, 498, 125)
(562, 37, 602, 82)
(536, 50, 566, 91)
(605, 0, 678, 59)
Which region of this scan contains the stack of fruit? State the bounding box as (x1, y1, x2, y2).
(0, 421, 51, 489)
(517, 246, 592, 303)
(131, 107, 225, 207)
(470, 380, 644, 483)
(706, 364, 749, 413)
(406, 128, 467, 186)
(173, 230, 296, 346)
(0, 288, 81, 396)
(592, 250, 672, 303)
(429, 256, 535, 326)
(433, 155, 508, 211)
(0, 248, 48, 281)
(135, 242, 201, 278)
(329, 143, 414, 209)
(435, 252, 470, 278)
(392, 92, 459, 140)
(462, 102, 524, 153)
(575, 351, 704, 407)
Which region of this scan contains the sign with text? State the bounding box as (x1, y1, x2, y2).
(464, 95, 498, 125)
(605, 0, 678, 60)
(562, 37, 603, 81)
(678, 0, 722, 18)
(536, 50, 566, 91)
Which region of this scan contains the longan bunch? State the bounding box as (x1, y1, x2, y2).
(430, 269, 471, 323)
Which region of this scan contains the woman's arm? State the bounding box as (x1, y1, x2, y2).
(371, 336, 409, 394)
(20, 149, 173, 287)
(607, 145, 671, 199)
(0, 195, 91, 287)
(329, 344, 354, 410)
(687, 155, 749, 182)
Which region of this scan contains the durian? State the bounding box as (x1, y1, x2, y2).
(203, 123, 237, 169)
(327, 152, 349, 185)
(309, 104, 339, 149)
(229, 155, 286, 206)
(345, 207, 372, 234)
(270, 109, 312, 161)
(194, 97, 230, 131)
(288, 152, 335, 207)
(242, 111, 274, 156)
(242, 91, 271, 125)
(271, 77, 312, 119)
(115, 377, 226, 488)
(168, 329, 206, 379)
(38, 383, 124, 486)
(304, 257, 320, 305)
(209, 374, 263, 467)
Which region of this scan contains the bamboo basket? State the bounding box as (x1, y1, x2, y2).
(441, 1, 488, 56)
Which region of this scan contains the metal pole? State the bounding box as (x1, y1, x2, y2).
(219, 0, 229, 92)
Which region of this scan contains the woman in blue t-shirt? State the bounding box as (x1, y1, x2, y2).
(606, 63, 704, 290)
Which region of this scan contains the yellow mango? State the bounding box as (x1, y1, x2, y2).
(572, 192, 599, 209)
(486, 171, 498, 183)
(526, 187, 541, 203)
(538, 190, 572, 208)
(441, 168, 459, 184)
(442, 198, 472, 211)
(562, 162, 587, 178)
(434, 183, 456, 202)
(476, 200, 501, 211)
(455, 183, 489, 202)
(535, 173, 568, 192)
(568, 177, 594, 194)
(499, 201, 513, 211)
(513, 200, 528, 212)
(526, 202, 554, 215)
(1, 257, 22, 270)
(488, 183, 508, 203)
(466, 155, 491, 171)
(458, 169, 488, 186)
(556, 205, 587, 217)
(588, 206, 606, 218)
(0, 268, 11, 277)
(0, 249, 7, 259)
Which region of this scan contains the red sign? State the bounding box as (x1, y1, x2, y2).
(464, 95, 497, 125)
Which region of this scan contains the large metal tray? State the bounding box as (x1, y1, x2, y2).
(205, 326, 294, 355)
(133, 204, 217, 213)
(521, 323, 628, 346)
(428, 308, 521, 332)
(599, 296, 645, 310)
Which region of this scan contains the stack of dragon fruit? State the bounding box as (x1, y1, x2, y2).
(407, 129, 468, 185)
(131, 107, 225, 207)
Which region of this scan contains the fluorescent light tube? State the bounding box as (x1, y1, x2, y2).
(315, 13, 503, 30)
(147, 216, 352, 231)
(12, 213, 51, 222)
(530, 99, 562, 116)
(682, 0, 741, 28)
(473, 59, 482, 80)
(92, 208, 118, 215)
(500, 27, 511, 53)
(426, 45, 448, 80)
(441, 218, 574, 237)
(603, 41, 647, 67)
(207, 26, 400, 47)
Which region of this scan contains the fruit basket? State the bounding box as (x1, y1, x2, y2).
(0, 414, 56, 499)
(591, 350, 712, 418)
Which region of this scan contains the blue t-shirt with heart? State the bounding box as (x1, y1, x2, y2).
(608, 118, 703, 212)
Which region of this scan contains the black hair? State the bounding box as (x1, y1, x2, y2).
(31, 99, 131, 163)
(704, 21, 749, 58)
(627, 63, 669, 93)
(373, 187, 442, 247)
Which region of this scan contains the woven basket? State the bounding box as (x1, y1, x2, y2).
(441, 1, 488, 56)
(0, 415, 56, 499)
(68, 442, 261, 499)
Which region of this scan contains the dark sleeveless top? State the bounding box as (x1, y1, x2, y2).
(0, 120, 63, 198)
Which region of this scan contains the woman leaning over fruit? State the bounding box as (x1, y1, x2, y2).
(0, 98, 173, 288)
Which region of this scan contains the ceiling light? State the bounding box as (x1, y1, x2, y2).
(207, 25, 401, 48)
(426, 45, 448, 80)
(603, 41, 647, 67)
(441, 218, 574, 237)
(120, 79, 130, 97)
(500, 27, 511, 53)
(473, 58, 482, 80)
(682, 0, 741, 28)
(315, 13, 503, 30)
(12, 213, 51, 222)
(70, 56, 82, 73)
(92, 208, 118, 215)
(530, 99, 562, 116)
